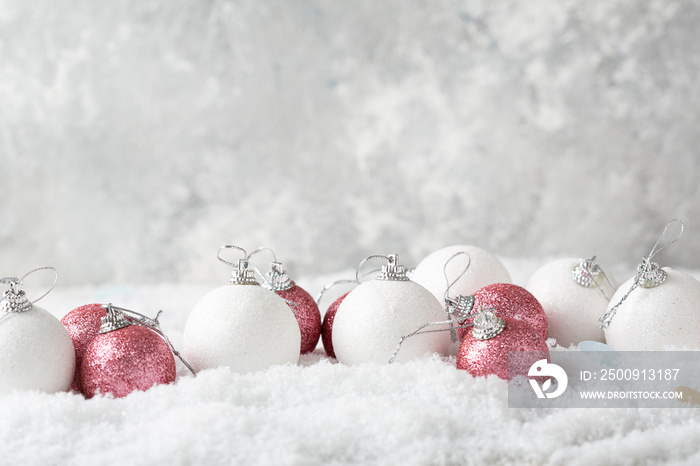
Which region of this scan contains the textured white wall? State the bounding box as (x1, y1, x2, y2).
(1, 0, 699, 285)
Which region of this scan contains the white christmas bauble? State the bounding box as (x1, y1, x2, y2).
(332, 280, 451, 364)
(604, 268, 700, 351)
(183, 285, 301, 373)
(0, 305, 75, 395)
(411, 245, 512, 303)
(526, 258, 617, 347)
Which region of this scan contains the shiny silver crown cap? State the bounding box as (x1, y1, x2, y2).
(99, 304, 132, 334)
(636, 260, 667, 288)
(263, 262, 293, 291)
(445, 294, 476, 321)
(0, 284, 32, 313)
(229, 259, 259, 286)
(571, 256, 603, 287)
(471, 308, 506, 340)
(376, 254, 410, 281)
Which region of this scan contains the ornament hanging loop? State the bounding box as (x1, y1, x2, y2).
(388, 314, 479, 364)
(442, 251, 472, 303)
(355, 254, 389, 284)
(217, 245, 258, 285)
(646, 218, 684, 264)
(217, 245, 248, 269)
(246, 246, 278, 264)
(599, 219, 684, 329)
(442, 251, 472, 343)
(314, 279, 358, 306)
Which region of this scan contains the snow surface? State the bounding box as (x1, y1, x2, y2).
(2, 260, 699, 465)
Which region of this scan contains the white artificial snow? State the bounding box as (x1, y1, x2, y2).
(1, 263, 698, 465)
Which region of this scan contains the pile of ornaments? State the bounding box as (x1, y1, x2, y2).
(321, 247, 550, 380)
(2, 219, 699, 398)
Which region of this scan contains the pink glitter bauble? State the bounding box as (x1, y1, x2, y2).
(277, 283, 322, 354)
(60, 303, 106, 392)
(81, 325, 176, 398)
(321, 292, 350, 359)
(458, 284, 548, 341)
(457, 318, 549, 380)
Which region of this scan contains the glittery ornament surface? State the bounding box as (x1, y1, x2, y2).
(604, 268, 700, 350)
(333, 280, 451, 364)
(60, 303, 106, 392)
(458, 284, 548, 341)
(321, 292, 349, 359)
(81, 324, 176, 398)
(457, 317, 549, 380)
(0, 305, 75, 394)
(183, 284, 301, 373)
(277, 282, 321, 354)
(526, 258, 616, 347)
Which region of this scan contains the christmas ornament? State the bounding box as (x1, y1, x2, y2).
(411, 245, 512, 303)
(81, 304, 184, 398)
(315, 276, 362, 359)
(450, 283, 548, 342)
(0, 268, 75, 394)
(321, 292, 350, 359)
(332, 254, 451, 364)
(183, 245, 301, 373)
(61, 303, 107, 392)
(248, 248, 321, 354)
(456, 308, 549, 380)
(526, 257, 617, 347)
(602, 220, 700, 351)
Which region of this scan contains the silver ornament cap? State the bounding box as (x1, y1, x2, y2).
(263, 262, 293, 291)
(445, 294, 475, 322)
(636, 260, 667, 288)
(0, 280, 32, 313)
(99, 304, 132, 334)
(471, 307, 506, 340)
(376, 254, 410, 281)
(571, 256, 603, 288)
(228, 259, 259, 286)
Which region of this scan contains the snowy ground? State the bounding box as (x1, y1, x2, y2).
(2, 260, 699, 465)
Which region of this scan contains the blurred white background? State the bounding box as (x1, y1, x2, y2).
(1, 0, 698, 285)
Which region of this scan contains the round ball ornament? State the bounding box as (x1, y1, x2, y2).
(457, 308, 549, 380)
(321, 292, 350, 359)
(61, 303, 107, 392)
(411, 245, 512, 303)
(601, 220, 699, 351)
(260, 260, 321, 354)
(81, 305, 177, 398)
(0, 268, 75, 395)
(183, 246, 301, 373)
(603, 264, 700, 351)
(450, 283, 548, 342)
(332, 254, 451, 364)
(526, 257, 617, 347)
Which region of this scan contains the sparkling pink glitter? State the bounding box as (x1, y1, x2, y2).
(321, 292, 349, 359)
(457, 317, 549, 380)
(276, 283, 322, 354)
(81, 324, 176, 398)
(60, 303, 107, 392)
(458, 283, 548, 340)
